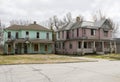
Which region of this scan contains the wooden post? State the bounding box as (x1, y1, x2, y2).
(114, 41, 117, 53)
(93, 41, 96, 52)
(81, 40, 84, 55)
(102, 41, 104, 54)
(110, 41, 112, 53)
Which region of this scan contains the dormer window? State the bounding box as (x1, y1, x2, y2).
(8, 32, 11, 39)
(36, 32, 39, 38)
(104, 31, 108, 37)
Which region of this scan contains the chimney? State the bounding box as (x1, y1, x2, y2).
(76, 16, 80, 22)
(34, 21, 37, 24)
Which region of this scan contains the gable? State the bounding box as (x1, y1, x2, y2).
(101, 19, 112, 31)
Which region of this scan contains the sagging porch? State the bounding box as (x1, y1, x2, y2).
(4, 39, 54, 54)
(77, 40, 116, 55)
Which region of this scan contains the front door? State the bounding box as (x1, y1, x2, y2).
(96, 42, 102, 52)
(24, 43, 28, 54)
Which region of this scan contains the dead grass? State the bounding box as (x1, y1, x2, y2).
(84, 54, 120, 60)
(0, 54, 90, 65)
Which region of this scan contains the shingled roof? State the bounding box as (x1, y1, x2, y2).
(6, 21, 52, 31)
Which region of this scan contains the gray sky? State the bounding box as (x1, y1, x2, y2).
(0, 0, 120, 26)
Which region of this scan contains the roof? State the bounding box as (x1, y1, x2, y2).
(5, 22, 52, 31)
(58, 19, 109, 31)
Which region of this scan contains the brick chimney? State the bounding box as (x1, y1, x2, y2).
(76, 17, 80, 22)
(34, 21, 37, 24)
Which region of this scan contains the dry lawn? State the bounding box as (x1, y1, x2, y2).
(0, 54, 89, 65)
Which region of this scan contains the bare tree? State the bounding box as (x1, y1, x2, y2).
(10, 19, 31, 26)
(92, 10, 119, 38)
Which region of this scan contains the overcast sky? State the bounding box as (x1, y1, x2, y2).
(0, 0, 120, 27)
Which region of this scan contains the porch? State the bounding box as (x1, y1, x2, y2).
(4, 39, 54, 54)
(77, 40, 116, 55)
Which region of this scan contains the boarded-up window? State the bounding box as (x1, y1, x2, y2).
(34, 44, 38, 51)
(45, 45, 48, 51)
(8, 44, 11, 52)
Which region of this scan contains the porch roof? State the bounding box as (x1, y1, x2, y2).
(6, 39, 54, 44)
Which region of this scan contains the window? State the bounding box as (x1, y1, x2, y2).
(82, 29, 86, 36)
(78, 42, 81, 48)
(77, 28, 79, 37)
(8, 32, 11, 38)
(91, 29, 96, 36)
(62, 42, 65, 49)
(46, 32, 49, 39)
(8, 44, 11, 52)
(59, 42, 61, 49)
(36, 32, 39, 38)
(104, 31, 108, 37)
(69, 43, 72, 49)
(34, 44, 38, 51)
(58, 32, 60, 39)
(16, 32, 19, 39)
(45, 45, 48, 51)
(72, 29, 74, 38)
(26, 31, 29, 35)
(66, 31, 69, 39)
(62, 31, 64, 39)
(84, 42, 87, 48)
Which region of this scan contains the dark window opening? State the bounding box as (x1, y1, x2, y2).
(58, 32, 60, 39)
(26, 31, 29, 35)
(8, 32, 11, 38)
(45, 45, 48, 51)
(78, 42, 81, 48)
(91, 29, 96, 35)
(82, 29, 86, 36)
(46, 32, 49, 39)
(16, 32, 19, 39)
(84, 42, 87, 48)
(66, 31, 69, 39)
(63, 42, 65, 49)
(36, 32, 39, 38)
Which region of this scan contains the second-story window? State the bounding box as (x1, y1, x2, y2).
(8, 32, 11, 39)
(62, 31, 64, 39)
(46, 32, 49, 39)
(58, 32, 60, 39)
(72, 29, 74, 38)
(16, 32, 19, 39)
(77, 28, 79, 37)
(26, 31, 29, 35)
(82, 29, 86, 36)
(66, 31, 69, 39)
(36, 32, 39, 38)
(104, 31, 108, 37)
(91, 29, 96, 36)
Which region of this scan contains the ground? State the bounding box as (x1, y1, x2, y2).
(0, 54, 93, 64)
(0, 60, 120, 82)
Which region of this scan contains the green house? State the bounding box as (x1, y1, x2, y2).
(3, 21, 54, 54)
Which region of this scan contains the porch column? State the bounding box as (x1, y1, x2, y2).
(81, 40, 84, 55)
(93, 41, 96, 51)
(30, 43, 32, 54)
(114, 41, 117, 53)
(13, 42, 16, 54)
(110, 41, 112, 53)
(102, 41, 104, 54)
